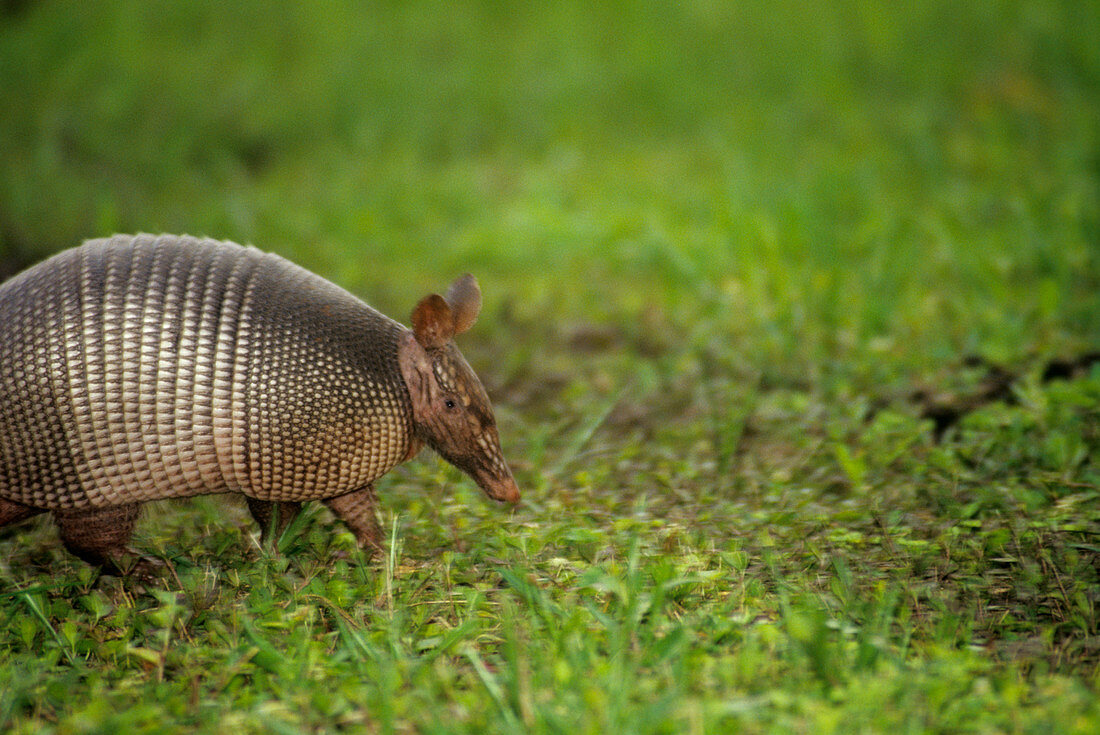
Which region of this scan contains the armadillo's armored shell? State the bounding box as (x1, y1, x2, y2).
(0, 234, 415, 510)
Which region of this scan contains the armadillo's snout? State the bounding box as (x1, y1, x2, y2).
(462, 426, 520, 504)
(494, 475, 521, 504)
(468, 459, 519, 506)
(474, 465, 521, 504)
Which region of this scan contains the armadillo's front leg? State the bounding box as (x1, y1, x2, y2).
(0, 498, 44, 528)
(324, 486, 383, 557)
(245, 498, 303, 545)
(52, 503, 156, 577)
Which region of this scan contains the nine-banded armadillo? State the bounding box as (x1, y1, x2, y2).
(0, 234, 519, 573)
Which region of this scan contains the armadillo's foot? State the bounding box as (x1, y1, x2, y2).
(324, 486, 383, 558)
(245, 498, 303, 546)
(0, 497, 44, 529)
(53, 503, 142, 574)
(75, 548, 165, 583)
(117, 551, 166, 584)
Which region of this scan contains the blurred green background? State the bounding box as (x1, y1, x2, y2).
(2, 1, 1100, 732)
(3, 0, 1097, 381)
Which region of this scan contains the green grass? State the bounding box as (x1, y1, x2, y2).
(1, 0, 1099, 732)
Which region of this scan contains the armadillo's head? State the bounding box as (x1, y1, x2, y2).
(397, 274, 520, 504)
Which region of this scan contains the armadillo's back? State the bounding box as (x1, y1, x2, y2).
(0, 234, 414, 510)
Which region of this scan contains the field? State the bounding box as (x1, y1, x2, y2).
(1, 1, 1099, 732)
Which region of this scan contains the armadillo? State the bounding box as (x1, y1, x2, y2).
(0, 234, 519, 572)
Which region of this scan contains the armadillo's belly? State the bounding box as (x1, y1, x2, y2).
(0, 235, 412, 510)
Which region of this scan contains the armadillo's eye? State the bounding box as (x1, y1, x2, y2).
(445, 398, 456, 410)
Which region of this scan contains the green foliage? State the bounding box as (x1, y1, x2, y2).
(2, 0, 1099, 732)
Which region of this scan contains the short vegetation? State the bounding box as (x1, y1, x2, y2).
(1, 1, 1098, 732)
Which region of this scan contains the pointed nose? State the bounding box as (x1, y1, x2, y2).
(495, 476, 520, 504)
(475, 468, 520, 504)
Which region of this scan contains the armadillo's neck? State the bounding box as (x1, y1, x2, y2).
(402, 434, 425, 463)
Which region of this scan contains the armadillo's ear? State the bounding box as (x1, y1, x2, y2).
(411, 293, 455, 349)
(444, 274, 481, 335)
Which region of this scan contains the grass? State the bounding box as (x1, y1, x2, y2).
(1, 0, 1099, 732)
